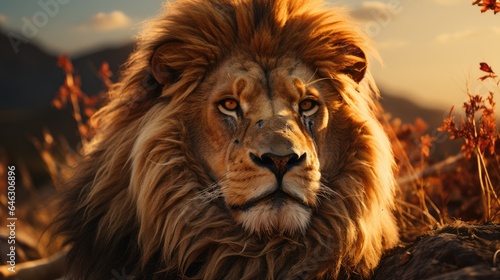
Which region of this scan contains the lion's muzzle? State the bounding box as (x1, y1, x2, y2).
(223, 114, 321, 234)
(249, 152, 306, 185)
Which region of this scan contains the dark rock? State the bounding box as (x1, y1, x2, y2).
(373, 223, 500, 280)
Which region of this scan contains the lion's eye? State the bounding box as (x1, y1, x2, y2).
(299, 99, 319, 116)
(218, 98, 240, 118)
(221, 99, 239, 111)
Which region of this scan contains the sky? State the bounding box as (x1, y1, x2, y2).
(1, 0, 499, 112)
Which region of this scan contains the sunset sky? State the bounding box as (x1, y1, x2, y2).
(1, 0, 499, 112)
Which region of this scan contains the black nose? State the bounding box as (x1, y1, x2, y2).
(250, 152, 306, 183)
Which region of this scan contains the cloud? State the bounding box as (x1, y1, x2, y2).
(0, 14, 7, 25)
(376, 40, 408, 49)
(436, 29, 478, 43)
(491, 27, 500, 35)
(350, 1, 403, 21)
(79, 11, 132, 32)
(433, 0, 458, 5)
(437, 27, 500, 43)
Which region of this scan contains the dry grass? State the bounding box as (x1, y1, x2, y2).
(383, 62, 500, 240)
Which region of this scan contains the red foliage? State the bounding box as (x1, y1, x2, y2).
(439, 77, 497, 159)
(472, 0, 500, 14)
(420, 134, 435, 158)
(52, 55, 111, 142)
(479, 62, 498, 81)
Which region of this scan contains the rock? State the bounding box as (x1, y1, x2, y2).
(373, 223, 500, 279)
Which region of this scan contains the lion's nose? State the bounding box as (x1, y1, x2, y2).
(250, 152, 306, 183)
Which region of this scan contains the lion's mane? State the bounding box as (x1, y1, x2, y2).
(55, 0, 399, 279)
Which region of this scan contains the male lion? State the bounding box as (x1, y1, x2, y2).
(54, 0, 399, 279)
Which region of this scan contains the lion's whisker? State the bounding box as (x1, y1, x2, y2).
(305, 77, 335, 87)
(190, 173, 230, 205)
(316, 182, 364, 203)
(306, 68, 319, 85)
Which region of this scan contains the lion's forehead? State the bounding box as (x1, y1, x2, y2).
(213, 57, 319, 112)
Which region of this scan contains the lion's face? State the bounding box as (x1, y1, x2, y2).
(189, 56, 338, 235)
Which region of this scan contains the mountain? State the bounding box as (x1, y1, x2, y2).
(0, 30, 447, 185)
(379, 92, 446, 130)
(0, 31, 134, 111)
(0, 31, 63, 111)
(0, 30, 133, 185)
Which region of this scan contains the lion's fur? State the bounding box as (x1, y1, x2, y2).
(55, 0, 399, 279)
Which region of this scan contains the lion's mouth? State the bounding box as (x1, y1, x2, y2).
(229, 189, 309, 212)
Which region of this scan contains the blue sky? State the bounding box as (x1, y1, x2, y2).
(1, 0, 499, 112)
(0, 0, 164, 55)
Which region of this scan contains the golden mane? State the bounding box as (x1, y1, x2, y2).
(55, 0, 399, 279)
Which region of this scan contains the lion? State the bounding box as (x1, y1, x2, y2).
(52, 0, 399, 279)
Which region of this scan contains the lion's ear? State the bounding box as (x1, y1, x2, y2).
(341, 45, 367, 84)
(151, 42, 183, 85)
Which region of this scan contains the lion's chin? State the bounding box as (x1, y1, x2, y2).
(233, 201, 312, 235)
